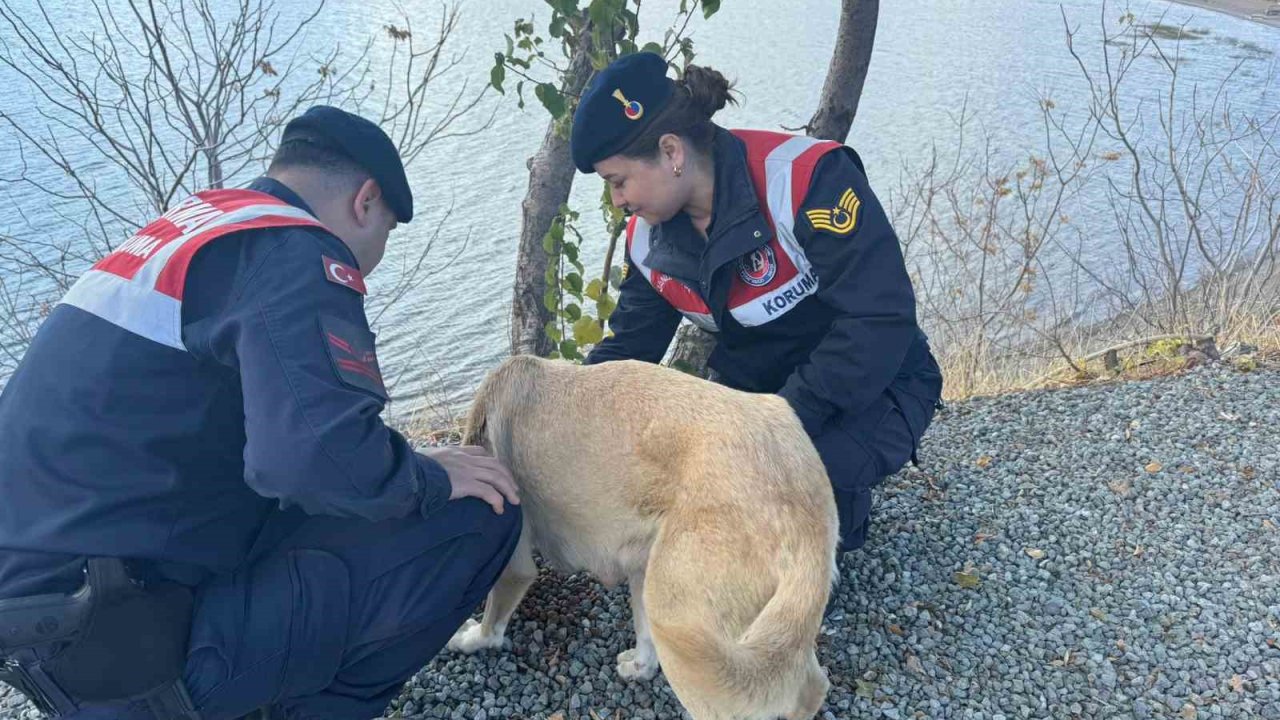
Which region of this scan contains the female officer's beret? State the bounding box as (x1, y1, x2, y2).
(570, 52, 675, 174)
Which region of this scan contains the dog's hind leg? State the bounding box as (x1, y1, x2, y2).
(781, 651, 828, 720)
(448, 522, 537, 654)
(616, 567, 660, 681)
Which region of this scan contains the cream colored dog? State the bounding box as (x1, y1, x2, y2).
(446, 356, 838, 720)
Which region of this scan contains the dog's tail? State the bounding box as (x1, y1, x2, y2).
(654, 524, 834, 711)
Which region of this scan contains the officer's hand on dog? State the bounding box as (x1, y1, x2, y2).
(424, 446, 520, 514)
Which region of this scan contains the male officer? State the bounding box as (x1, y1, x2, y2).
(0, 106, 521, 719)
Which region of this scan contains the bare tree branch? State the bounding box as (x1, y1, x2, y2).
(0, 0, 489, 387)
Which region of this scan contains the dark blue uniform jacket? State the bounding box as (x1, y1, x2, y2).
(0, 179, 450, 599)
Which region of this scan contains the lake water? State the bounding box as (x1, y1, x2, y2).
(1, 0, 1276, 420)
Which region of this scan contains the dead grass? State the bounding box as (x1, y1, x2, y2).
(936, 320, 1280, 402)
(390, 367, 468, 447)
(401, 417, 465, 447)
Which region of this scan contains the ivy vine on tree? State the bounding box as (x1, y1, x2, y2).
(491, 0, 722, 361)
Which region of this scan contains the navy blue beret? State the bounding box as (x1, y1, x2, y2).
(571, 52, 676, 174)
(281, 106, 414, 223)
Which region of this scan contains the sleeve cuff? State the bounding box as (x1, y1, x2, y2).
(415, 453, 452, 518)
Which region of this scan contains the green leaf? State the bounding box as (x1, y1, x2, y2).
(542, 218, 565, 255)
(563, 242, 579, 263)
(544, 320, 563, 343)
(573, 316, 605, 346)
(544, 288, 560, 313)
(585, 278, 604, 301)
(587, 0, 623, 29)
(609, 264, 623, 289)
(549, 13, 566, 38)
(701, 0, 721, 18)
(679, 37, 695, 66)
(596, 292, 617, 321)
(549, 350, 562, 360)
(640, 41, 664, 56)
(564, 303, 582, 322)
(516, 81, 526, 109)
(505, 34, 515, 56)
(535, 83, 567, 119)
(559, 339, 580, 359)
(622, 8, 640, 38)
(545, 0, 578, 15)
(565, 272, 583, 294)
(490, 59, 506, 94)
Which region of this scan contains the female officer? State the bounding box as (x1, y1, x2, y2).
(575, 52, 943, 552)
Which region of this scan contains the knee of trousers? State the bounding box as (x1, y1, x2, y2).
(418, 498, 524, 609)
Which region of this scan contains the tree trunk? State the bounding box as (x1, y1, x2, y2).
(807, 0, 878, 143)
(667, 323, 719, 380)
(664, 0, 879, 375)
(509, 31, 599, 357)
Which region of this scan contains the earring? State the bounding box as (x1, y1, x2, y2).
(673, 165, 683, 177)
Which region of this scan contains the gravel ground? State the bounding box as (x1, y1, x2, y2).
(3, 362, 1278, 719)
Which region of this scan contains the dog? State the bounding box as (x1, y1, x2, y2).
(446, 356, 838, 720)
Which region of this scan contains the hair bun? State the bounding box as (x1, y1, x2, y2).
(680, 65, 734, 120)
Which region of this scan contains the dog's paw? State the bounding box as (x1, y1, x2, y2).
(447, 618, 504, 654)
(616, 647, 659, 680)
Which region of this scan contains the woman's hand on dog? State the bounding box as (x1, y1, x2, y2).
(424, 445, 521, 514)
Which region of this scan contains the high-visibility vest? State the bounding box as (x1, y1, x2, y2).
(60, 189, 325, 350)
(625, 129, 845, 332)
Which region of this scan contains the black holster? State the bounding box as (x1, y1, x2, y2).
(0, 557, 200, 719)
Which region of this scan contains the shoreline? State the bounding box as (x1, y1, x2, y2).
(1164, 0, 1280, 27)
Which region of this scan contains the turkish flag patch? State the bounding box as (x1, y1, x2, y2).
(320, 314, 387, 399)
(322, 255, 366, 295)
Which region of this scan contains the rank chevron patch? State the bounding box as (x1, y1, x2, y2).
(805, 187, 862, 236)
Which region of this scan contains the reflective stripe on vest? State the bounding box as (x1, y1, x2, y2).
(626, 217, 718, 332)
(59, 189, 326, 350)
(625, 130, 842, 330)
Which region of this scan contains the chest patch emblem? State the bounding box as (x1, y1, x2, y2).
(738, 245, 778, 287)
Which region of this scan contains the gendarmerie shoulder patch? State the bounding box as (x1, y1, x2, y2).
(320, 314, 387, 399)
(805, 187, 862, 237)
